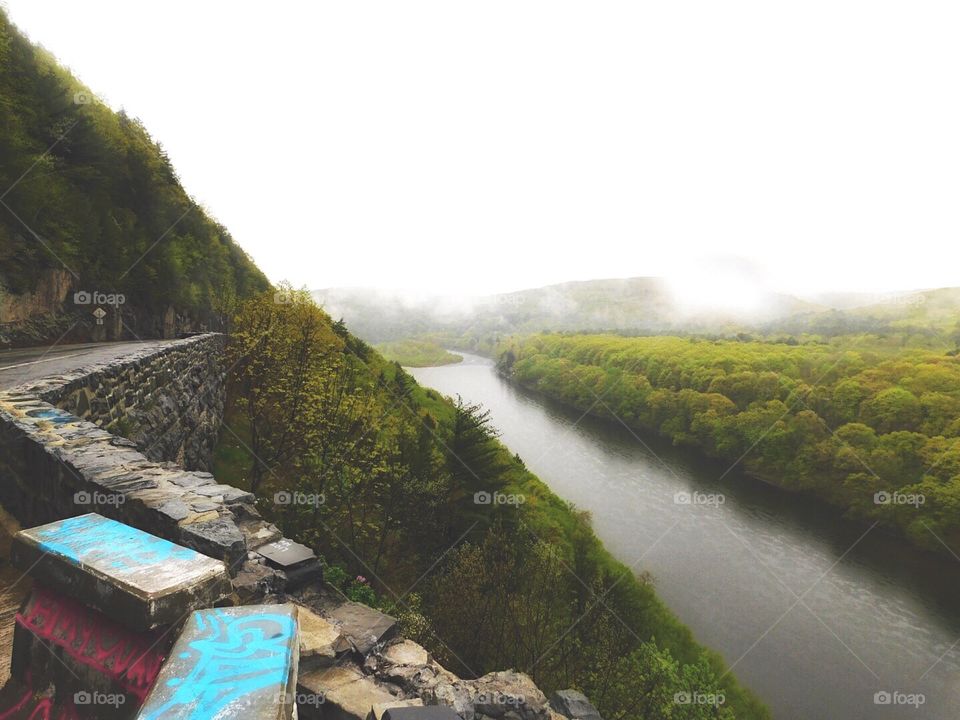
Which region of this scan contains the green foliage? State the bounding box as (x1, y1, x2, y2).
(215, 294, 769, 720)
(323, 562, 348, 591)
(376, 339, 463, 367)
(0, 10, 268, 329)
(500, 333, 960, 553)
(346, 575, 378, 605)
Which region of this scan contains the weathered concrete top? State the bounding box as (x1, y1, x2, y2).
(137, 604, 299, 720)
(12, 514, 229, 630)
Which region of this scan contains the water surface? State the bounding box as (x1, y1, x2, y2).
(411, 353, 960, 720)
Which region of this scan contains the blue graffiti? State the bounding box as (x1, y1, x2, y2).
(140, 608, 296, 720)
(35, 514, 197, 571)
(27, 407, 74, 424)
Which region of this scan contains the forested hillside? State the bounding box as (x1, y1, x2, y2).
(0, 10, 269, 343)
(499, 333, 960, 554)
(215, 289, 770, 720)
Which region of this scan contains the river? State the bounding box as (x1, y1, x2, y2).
(410, 353, 960, 720)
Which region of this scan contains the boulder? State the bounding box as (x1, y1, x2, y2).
(470, 671, 550, 720)
(549, 689, 603, 720)
(383, 639, 431, 667)
(297, 604, 348, 670)
(297, 665, 396, 720)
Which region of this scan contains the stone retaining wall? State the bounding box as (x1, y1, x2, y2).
(21, 334, 226, 471)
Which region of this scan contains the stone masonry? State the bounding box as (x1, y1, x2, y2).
(23, 334, 226, 471)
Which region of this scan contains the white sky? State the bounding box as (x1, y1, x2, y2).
(3, 1, 959, 298)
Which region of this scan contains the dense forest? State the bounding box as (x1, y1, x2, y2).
(498, 333, 960, 555)
(0, 10, 268, 339)
(214, 288, 770, 720)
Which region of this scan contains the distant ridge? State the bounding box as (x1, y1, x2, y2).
(316, 279, 960, 349)
(314, 276, 820, 343)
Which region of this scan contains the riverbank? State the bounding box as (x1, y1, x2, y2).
(411, 353, 960, 720)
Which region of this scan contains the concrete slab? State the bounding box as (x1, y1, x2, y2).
(256, 538, 316, 568)
(327, 601, 398, 656)
(297, 605, 347, 670)
(256, 537, 322, 589)
(137, 604, 299, 720)
(12, 513, 229, 630)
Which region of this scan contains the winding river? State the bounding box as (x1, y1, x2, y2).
(410, 353, 960, 720)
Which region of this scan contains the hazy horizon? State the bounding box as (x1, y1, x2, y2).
(4, 1, 959, 300)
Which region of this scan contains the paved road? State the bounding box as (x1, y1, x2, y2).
(0, 340, 173, 390)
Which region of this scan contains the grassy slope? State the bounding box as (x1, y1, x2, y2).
(376, 339, 463, 367)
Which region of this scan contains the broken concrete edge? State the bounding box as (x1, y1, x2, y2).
(294, 631, 594, 720)
(288, 592, 595, 720)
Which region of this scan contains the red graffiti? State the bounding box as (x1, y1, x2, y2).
(15, 585, 166, 702)
(0, 680, 79, 720)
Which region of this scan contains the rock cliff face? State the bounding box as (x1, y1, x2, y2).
(0, 269, 209, 348)
(0, 269, 74, 325)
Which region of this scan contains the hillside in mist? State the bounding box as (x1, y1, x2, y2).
(315, 279, 960, 357)
(314, 277, 818, 343)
